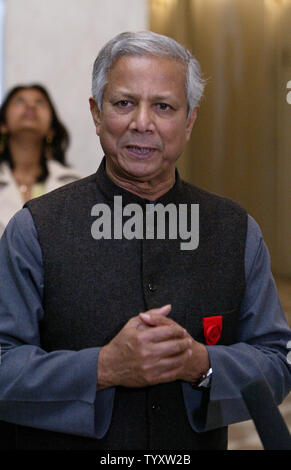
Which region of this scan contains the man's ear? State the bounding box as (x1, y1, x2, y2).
(89, 97, 101, 135)
(185, 105, 198, 141)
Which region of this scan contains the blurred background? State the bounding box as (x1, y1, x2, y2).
(0, 0, 290, 450)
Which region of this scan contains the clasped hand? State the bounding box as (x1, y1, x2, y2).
(97, 305, 209, 390)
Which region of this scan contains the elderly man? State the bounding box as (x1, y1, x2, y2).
(0, 31, 290, 451)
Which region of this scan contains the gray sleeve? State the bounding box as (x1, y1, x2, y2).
(0, 209, 114, 438)
(183, 214, 291, 431)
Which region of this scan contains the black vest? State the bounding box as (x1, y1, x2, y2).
(14, 159, 247, 450)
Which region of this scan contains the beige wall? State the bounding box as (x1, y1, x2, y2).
(3, 0, 148, 175)
(150, 0, 291, 275)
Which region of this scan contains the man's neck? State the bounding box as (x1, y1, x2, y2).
(105, 161, 176, 201)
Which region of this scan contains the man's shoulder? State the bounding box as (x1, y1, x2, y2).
(180, 178, 247, 215)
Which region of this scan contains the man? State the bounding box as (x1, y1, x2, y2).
(0, 31, 290, 451)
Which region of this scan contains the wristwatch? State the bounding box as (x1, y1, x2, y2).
(192, 367, 213, 390)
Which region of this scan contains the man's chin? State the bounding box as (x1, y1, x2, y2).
(114, 155, 160, 179)
(120, 162, 162, 181)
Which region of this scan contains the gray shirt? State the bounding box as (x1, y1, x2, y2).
(0, 208, 290, 438)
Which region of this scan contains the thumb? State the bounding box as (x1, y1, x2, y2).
(139, 304, 171, 326)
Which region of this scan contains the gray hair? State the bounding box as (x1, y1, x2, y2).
(91, 31, 206, 117)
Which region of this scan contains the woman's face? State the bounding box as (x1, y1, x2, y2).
(2, 88, 53, 139)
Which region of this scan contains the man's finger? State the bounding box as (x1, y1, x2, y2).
(143, 304, 172, 317)
(138, 305, 171, 326)
(151, 337, 192, 358)
(139, 311, 176, 327)
(140, 323, 188, 343)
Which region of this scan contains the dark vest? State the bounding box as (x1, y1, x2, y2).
(14, 159, 247, 450)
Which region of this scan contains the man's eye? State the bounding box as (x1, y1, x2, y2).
(156, 103, 172, 111)
(116, 100, 131, 107)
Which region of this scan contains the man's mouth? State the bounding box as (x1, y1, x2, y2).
(125, 145, 156, 156)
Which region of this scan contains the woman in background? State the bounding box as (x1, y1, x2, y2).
(0, 84, 82, 236)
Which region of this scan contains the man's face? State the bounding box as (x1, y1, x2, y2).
(90, 55, 197, 183)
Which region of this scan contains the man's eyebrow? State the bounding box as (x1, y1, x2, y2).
(108, 90, 137, 100)
(109, 90, 176, 102)
(150, 93, 172, 100)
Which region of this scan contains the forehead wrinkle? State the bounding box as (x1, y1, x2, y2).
(110, 56, 186, 83)
(103, 56, 188, 108)
(109, 88, 174, 100)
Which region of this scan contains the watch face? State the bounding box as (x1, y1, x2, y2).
(199, 368, 213, 388)
(199, 377, 210, 388)
(192, 368, 212, 390)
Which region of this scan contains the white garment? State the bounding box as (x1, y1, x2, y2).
(0, 160, 83, 236)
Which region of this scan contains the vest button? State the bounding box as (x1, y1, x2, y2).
(148, 282, 157, 292)
(152, 404, 160, 411)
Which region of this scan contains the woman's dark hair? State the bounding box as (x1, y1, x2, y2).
(0, 84, 70, 179)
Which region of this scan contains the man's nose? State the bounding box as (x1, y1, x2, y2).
(129, 104, 154, 133)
